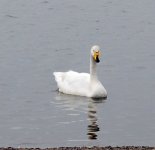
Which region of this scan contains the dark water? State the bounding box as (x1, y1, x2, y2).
(0, 0, 155, 148)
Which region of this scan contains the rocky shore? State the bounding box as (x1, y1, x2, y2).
(0, 147, 154, 150)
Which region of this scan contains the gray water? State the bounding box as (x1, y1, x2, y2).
(0, 0, 155, 148)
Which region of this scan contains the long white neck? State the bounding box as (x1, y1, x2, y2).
(90, 55, 97, 81)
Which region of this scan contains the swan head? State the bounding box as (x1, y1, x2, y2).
(91, 45, 101, 63)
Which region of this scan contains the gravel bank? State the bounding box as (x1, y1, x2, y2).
(0, 147, 154, 150)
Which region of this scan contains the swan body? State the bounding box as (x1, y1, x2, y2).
(53, 45, 107, 98)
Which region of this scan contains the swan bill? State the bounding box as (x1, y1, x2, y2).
(93, 50, 100, 63)
(95, 56, 100, 63)
(93, 53, 100, 63)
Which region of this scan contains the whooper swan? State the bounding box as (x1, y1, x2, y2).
(53, 45, 107, 98)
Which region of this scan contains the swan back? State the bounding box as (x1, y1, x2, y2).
(53, 71, 91, 97)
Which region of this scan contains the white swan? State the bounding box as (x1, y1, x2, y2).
(53, 45, 107, 98)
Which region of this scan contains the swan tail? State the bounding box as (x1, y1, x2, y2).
(53, 72, 67, 92)
(53, 72, 65, 82)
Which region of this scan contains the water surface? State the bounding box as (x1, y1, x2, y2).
(0, 0, 155, 148)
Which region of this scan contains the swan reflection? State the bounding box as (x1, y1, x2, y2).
(87, 98, 104, 140)
(54, 92, 105, 140)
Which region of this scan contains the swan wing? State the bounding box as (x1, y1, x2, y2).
(53, 71, 90, 96)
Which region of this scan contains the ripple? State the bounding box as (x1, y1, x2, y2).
(5, 14, 18, 19)
(135, 66, 146, 70)
(10, 126, 23, 130)
(67, 113, 80, 116)
(68, 139, 89, 142)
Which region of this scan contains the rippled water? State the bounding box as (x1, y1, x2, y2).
(0, 0, 155, 148)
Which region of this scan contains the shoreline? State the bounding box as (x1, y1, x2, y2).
(0, 146, 154, 150)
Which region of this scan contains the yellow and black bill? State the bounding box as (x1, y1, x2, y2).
(93, 51, 100, 63)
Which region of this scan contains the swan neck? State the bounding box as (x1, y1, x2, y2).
(90, 56, 97, 80)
